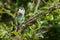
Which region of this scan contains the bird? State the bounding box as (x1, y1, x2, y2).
(15, 7, 25, 31)
(11, 7, 25, 36)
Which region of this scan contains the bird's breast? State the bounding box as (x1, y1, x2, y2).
(17, 16, 24, 23)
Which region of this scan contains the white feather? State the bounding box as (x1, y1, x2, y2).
(18, 8, 25, 15)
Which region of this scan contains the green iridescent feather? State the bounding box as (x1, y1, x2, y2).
(17, 15, 24, 24)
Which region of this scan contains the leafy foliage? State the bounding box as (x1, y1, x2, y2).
(0, 0, 60, 40)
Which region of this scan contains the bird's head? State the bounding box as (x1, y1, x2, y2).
(17, 7, 25, 16)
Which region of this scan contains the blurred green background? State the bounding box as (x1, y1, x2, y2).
(0, 0, 60, 40)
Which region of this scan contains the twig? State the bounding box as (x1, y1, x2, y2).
(19, 5, 60, 29)
(16, 4, 60, 40)
(17, 5, 60, 32)
(17, 0, 40, 32)
(34, 0, 40, 13)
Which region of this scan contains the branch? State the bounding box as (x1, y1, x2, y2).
(24, 5, 60, 25)
(17, 5, 60, 31)
(34, 0, 40, 13)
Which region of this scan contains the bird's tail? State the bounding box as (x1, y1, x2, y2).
(16, 24, 22, 32)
